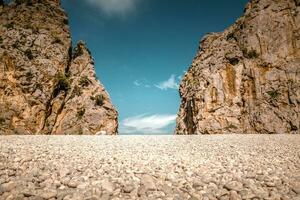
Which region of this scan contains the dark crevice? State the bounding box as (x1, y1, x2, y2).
(50, 95, 66, 134)
(41, 44, 73, 134)
(65, 46, 72, 75)
(184, 98, 196, 134)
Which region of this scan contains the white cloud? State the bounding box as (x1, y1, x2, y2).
(120, 114, 177, 134)
(155, 74, 179, 90)
(86, 0, 139, 17)
(134, 80, 141, 86)
(134, 79, 151, 88)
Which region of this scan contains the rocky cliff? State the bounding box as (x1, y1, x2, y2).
(176, 0, 300, 134)
(0, 0, 118, 134)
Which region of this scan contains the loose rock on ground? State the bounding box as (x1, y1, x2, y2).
(0, 135, 299, 199)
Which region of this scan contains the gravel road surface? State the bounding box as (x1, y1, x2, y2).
(0, 135, 299, 200)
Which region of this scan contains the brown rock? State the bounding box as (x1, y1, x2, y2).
(176, 0, 300, 134)
(0, 0, 118, 134)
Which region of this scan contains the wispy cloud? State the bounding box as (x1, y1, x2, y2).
(155, 74, 179, 90)
(120, 114, 177, 134)
(86, 0, 140, 17)
(134, 80, 141, 86)
(134, 79, 151, 88)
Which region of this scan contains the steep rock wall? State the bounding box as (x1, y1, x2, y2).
(0, 0, 118, 134)
(176, 0, 300, 134)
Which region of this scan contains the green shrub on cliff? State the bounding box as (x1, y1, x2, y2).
(25, 49, 34, 60)
(267, 90, 280, 99)
(90, 94, 104, 106)
(242, 48, 259, 59)
(76, 107, 85, 119)
(54, 73, 70, 92)
(79, 76, 90, 87)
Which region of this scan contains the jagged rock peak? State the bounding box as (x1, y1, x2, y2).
(73, 41, 92, 59)
(49, 40, 119, 135)
(0, 0, 118, 134)
(13, 0, 60, 6)
(175, 0, 300, 134)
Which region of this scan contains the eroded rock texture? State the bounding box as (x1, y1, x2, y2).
(176, 0, 300, 134)
(0, 0, 118, 134)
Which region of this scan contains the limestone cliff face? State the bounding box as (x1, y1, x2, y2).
(176, 0, 300, 134)
(0, 0, 118, 134)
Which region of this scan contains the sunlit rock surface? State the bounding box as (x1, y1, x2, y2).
(176, 0, 300, 134)
(0, 0, 118, 134)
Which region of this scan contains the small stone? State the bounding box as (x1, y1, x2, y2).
(21, 189, 35, 197)
(1, 182, 16, 192)
(189, 193, 203, 200)
(166, 173, 177, 182)
(31, 196, 44, 200)
(31, 167, 39, 177)
(137, 185, 146, 196)
(67, 179, 80, 188)
(100, 193, 111, 200)
(192, 178, 203, 188)
(84, 195, 101, 200)
(224, 181, 243, 192)
(293, 195, 300, 200)
(39, 189, 57, 199)
(63, 195, 73, 200)
(59, 169, 70, 178)
(53, 180, 61, 187)
(141, 174, 156, 191)
(216, 188, 229, 198)
(292, 182, 300, 194)
(253, 187, 269, 199)
(123, 184, 134, 193)
(77, 182, 89, 189)
(265, 181, 275, 187)
(240, 189, 255, 199)
(229, 190, 241, 200)
(101, 180, 115, 194)
(61, 177, 70, 185)
(161, 184, 173, 195)
(4, 194, 15, 200)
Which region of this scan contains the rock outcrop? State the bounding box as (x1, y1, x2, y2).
(0, 0, 118, 134)
(176, 0, 300, 134)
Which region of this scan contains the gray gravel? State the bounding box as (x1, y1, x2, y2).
(0, 135, 299, 200)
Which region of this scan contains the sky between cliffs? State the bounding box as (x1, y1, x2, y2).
(61, 0, 248, 134)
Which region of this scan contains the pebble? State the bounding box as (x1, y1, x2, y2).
(229, 190, 241, 200)
(59, 169, 70, 178)
(292, 182, 300, 194)
(141, 174, 157, 191)
(1, 182, 15, 192)
(101, 180, 115, 194)
(224, 181, 243, 192)
(39, 189, 57, 199)
(123, 184, 134, 193)
(67, 179, 80, 188)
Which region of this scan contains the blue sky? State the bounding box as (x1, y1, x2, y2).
(61, 0, 248, 134)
